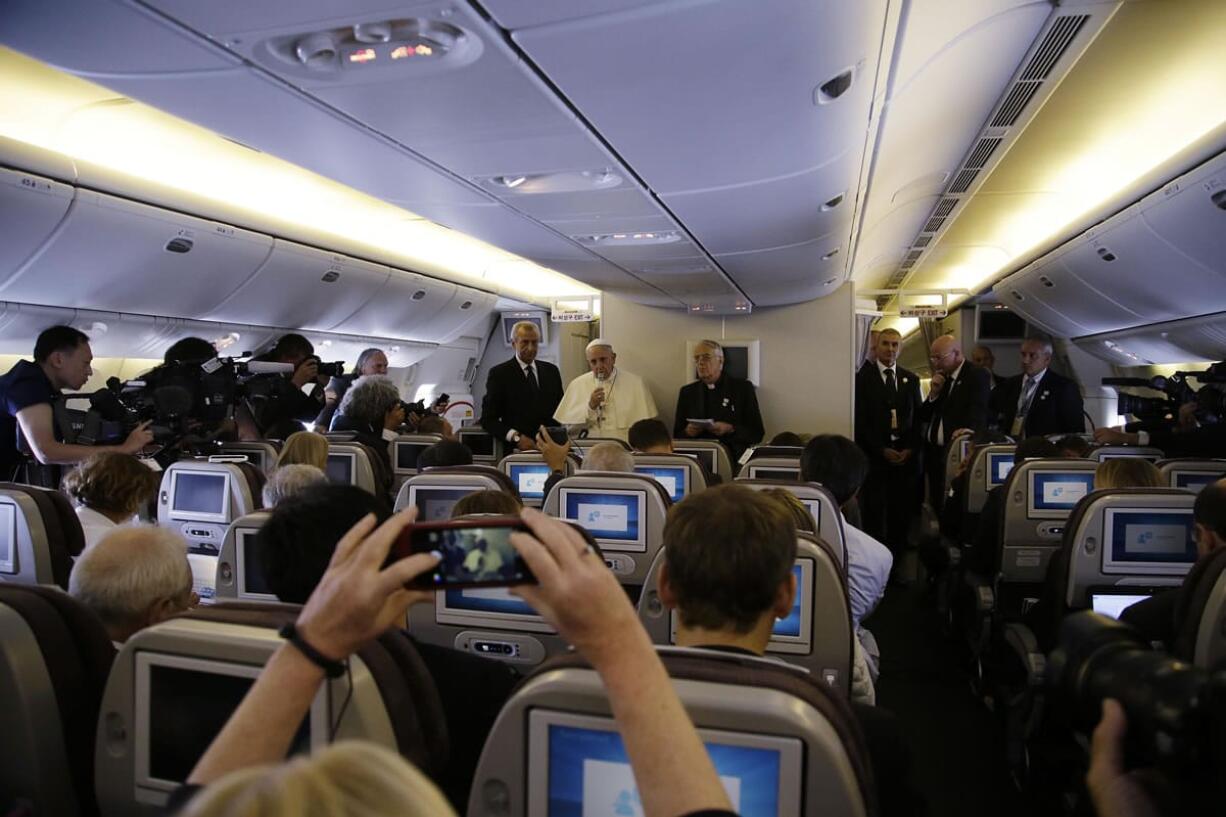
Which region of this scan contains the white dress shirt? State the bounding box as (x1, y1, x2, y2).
(75, 506, 122, 550)
(842, 514, 893, 629)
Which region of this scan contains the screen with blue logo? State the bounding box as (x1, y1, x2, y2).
(634, 466, 687, 502)
(1032, 472, 1095, 511)
(544, 723, 783, 817)
(986, 452, 1015, 488)
(509, 464, 552, 500)
(1105, 509, 1196, 573)
(444, 586, 536, 617)
(562, 490, 645, 550)
(413, 487, 474, 522)
(1174, 472, 1218, 492)
(771, 564, 804, 638)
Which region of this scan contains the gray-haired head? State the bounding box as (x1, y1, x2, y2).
(350, 348, 389, 378)
(69, 526, 195, 643)
(263, 464, 328, 507)
(338, 374, 402, 429)
(580, 443, 636, 473)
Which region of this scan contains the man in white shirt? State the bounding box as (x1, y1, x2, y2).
(554, 340, 658, 442)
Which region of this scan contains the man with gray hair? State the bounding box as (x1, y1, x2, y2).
(672, 339, 763, 461)
(263, 463, 328, 507)
(480, 320, 564, 452)
(554, 339, 658, 442)
(991, 337, 1084, 438)
(69, 526, 198, 643)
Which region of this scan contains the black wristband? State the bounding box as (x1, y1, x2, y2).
(278, 622, 346, 678)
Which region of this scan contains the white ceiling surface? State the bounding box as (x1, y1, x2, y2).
(851, 0, 1051, 290)
(0, 0, 906, 312)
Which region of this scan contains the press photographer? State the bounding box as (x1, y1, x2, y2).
(243, 333, 342, 440)
(315, 347, 388, 430)
(0, 325, 152, 485)
(1095, 362, 1226, 457)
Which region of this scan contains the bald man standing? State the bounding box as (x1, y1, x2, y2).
(918, 334, 991, 512)
(554, 339, 658, 442)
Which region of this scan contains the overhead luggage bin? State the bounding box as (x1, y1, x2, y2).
(0, 167, 74, 289)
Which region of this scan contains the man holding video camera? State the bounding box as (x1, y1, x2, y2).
(0, 325, 152, 483)
(245, 334, 336, 440)
(1095, 363, 1226, 459)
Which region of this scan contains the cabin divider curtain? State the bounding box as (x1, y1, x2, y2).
(854, 313, 875, 370)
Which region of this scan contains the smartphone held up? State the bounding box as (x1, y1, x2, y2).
(388, 517, 537, 590)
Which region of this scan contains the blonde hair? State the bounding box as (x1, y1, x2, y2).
(181, 742, 456, 817)
(1095, 458, 1163, 491)
(276, 432, 329, 471)
(62, 452, 161, 517)
(760, 488, 816, 534)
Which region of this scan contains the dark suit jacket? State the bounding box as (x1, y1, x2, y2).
(1119, 589, 1179, 648)
(672, 374, 764, 461)
(479, 357, 563, 442)
(918, 361, 991, 446)
(991, 369, 1084, 437)
(855, 363, 923, 461)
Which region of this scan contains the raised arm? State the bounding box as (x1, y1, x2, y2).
(188, 509, 439, 785)
(512, 510, 733, 817)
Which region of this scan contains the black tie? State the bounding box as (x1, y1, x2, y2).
(884, 368, 897, 400)
(524, 365, 539, 393)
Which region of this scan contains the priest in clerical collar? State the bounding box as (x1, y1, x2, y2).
(554, 339, 658, 442)
(672, 339, 764, 462)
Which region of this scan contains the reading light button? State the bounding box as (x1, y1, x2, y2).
(180, 524, 223, 541)
(455, 631, 545, 665)
(603, 554, 636, 575)
(1036, 522, 1065, 539)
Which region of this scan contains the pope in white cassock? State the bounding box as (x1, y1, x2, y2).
(554, 339, 658, 442)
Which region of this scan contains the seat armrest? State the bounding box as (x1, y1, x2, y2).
(1002, 621, 1046, 686)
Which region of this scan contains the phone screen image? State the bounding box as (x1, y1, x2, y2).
(397, 520, 536, 589)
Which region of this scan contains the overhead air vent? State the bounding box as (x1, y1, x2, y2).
(165, 237, 193, 254)
(914, 235, 932, 248)
(948, 169, 979, 195)
(1095, 247, 1117, 262)
(821, 193, 845, 211)
(965, 137, 1003, 170)
(411, 289, 427, 300)
(1021, 15, 1090, 81)
(932, 198, 957, 219)
(1039, 275, 1055, 288)
(459, 300, 473, 310)
(815, 69, 854, 104)
(1212, 190, 1226, 210)
(320, 270, 341, 282)
(822, 248, 840, 261)
(263, 17, 479, 79)
(904, 250, 923, 264)
(991, 81, 1042, 128)
(922, 214, 948, 234)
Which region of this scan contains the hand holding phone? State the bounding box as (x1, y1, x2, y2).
(543, 425, 569, 444)
(386, 517, 537, 590)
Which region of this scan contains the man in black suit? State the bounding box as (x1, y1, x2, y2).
(991, 338, 1084, 438)
(479, 321, 563, 451)
(918, 334, 991, 513)
(673, 339, 763, 462)
(855, 328, 922, 557)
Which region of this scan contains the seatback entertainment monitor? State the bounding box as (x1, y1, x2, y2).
(235, 528, 275, 602)
(1102, 508, 1197, 576)
(560, 488, 647, 552)
(325, 452, 355, 486)
(409, 486, 476, 522)
(985, 452, 1015, 489)
(395, 442, 433, 473)
(508, 463, 552, 501)
(169, 471, 231, 523)
(633, 465, 689, 503)
(1027, 471, 1096, 518)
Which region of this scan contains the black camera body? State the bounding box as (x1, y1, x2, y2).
(1048, 611, 1225, 800)
(307, 356, 345, 379)
(1103, 362, 1226, 431)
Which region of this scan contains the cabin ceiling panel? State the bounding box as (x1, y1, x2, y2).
(714, 236, 845, 307)
(851, 0, 1049, 289)
(662, 157, 856, 256)
(0, 167, 75, 284)
(139, 0, 438, 36)
(509, 188, 665, 223)
(480, 0, 671, 31)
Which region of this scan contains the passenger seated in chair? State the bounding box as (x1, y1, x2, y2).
(629, 417, 721, 485)
(1094, 457, 1163, 490)
(275, 430, 329, 471)
(175, 509, 739, 817)
(61, 452, 161, 548)
(68, 526, 198, 644)
(1119, 478, 1226, 647)
(262, 463, 327, 507)
(417, 440, 473, 470)
(768, 431, 805, 446)
(537, 436, 634, 499)
(256, 483, 519, 810)
(451, 489, 521, 516)
(659, 483, 920, 817)
(1055, 434, 1092, 459)
(416, 413, 457, 440)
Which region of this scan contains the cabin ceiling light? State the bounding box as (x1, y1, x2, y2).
(574, 230, 682, 246)
(478, 168, 623, 195)
(0, 48, 595, 303)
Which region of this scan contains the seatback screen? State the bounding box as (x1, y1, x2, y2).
(771, 564, 805, 638)
(145, 663, 308, 786)
(460, 431, 494, 457)
(325, 453, 354, 485)
(1030, 471, 1095, 515)
(413, 487, 474, 522)
(1174, 472, 1219, 492)
(1103, 508, 1197, 574)
(171, 472, 228, 517)
(237, 529, 272, 599)
(561, 489, 645, 551)
(677, 448, 718, 475)
(509, 464, 551, 500)
(1090, 592, 1153, 619)
(444, 586, 537, 618)
(533, 712, 799, 817)
(749, 467, 800, 481)
(633, 466, 687, 502)
(0, 503, 14, 574)
(396, 443, 430, 472)
(986, 452, 1015, 488)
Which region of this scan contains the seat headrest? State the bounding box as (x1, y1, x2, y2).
(1173, 547, 1226, 662)
(0, 482, 84, 588)
(420, 464, 520, 499)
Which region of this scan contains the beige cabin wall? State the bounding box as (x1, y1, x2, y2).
(601, 285, 855, 440)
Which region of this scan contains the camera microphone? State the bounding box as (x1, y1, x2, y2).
(241, 361, 296, 375)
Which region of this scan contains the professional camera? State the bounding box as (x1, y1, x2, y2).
(1047, 611, 1225, 798)
(401, 393, 450, 419)
(307, 356, 346, 379)
(1102, 362, 1226, 431)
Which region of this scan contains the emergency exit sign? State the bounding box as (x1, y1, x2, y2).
(899, 306, 948, 318)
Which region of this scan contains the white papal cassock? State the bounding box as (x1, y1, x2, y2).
(554, 368, 658, 442)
